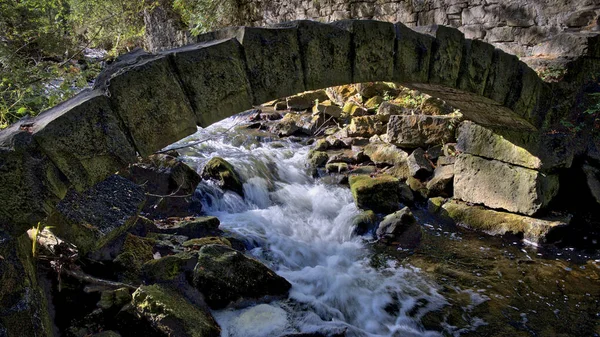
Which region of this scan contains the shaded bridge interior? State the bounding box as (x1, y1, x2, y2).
(0, 19, 550, 237)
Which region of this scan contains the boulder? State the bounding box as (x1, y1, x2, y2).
(363, 143, 409, 166)
(456, 121, 573, 171)
(439, 199, 569, 243)
(183, 237, 232, 250)
(349, 175, 401, 213)
(356, 82, 396, 99)
(325, 162, 349, 173)
(352, 210, 377, 235)
(192, 244, 291, 309)
(113, 234, 155, 282)
(307, 150, 329, 168)
(347, 116, 386, 138)
(418, 97, 454, 115)
(437, 155, 456, 166)
(386, 115, 458, 148)
(342, 102, 369, 117)
(313, 139, 329, 151)
(376, 101, 411, 122)
(364, 96, 384, 110)
(142, 251, 199, 283)
(326, 85, 358, 106)
(48, 175, 146, 254)
(123, 154, 201, 218)
(287, 90, 329, 111)
(0, 234, 54, 337)
(426, 165, 454, 197)
(583, 163, 600, 205)
(407, 176, 428, 199)
(161, 216, 222, 238)
(427, 197, 446, 214)
(201, 157, 244, 196)
(454, 154, 560, 215)
(312, 101, 343, 119)
(97, 288, 132, 311)
(407, 148, 434, 179)
(376, 207, 422, 247)
(132, 284, 221, 337)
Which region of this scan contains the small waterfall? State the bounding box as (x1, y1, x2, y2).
(170, 116, 448, 337)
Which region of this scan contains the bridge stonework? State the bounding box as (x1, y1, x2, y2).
(0, 19, 579, 237)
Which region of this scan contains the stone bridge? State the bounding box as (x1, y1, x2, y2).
(0, 19, 572, 238)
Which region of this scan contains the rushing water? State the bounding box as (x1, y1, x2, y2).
(169, 114, 452, 337)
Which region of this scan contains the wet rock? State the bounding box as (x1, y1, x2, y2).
(347, 116, 386, 138)
(307, 150, 329, 168)
(97, 288, 132, 311)
(454, 154, 559, 215)
(363, 143, 409, 167)
(407, 176, 428, 200)
(142, 251, 198, 284)
(352, 210, 377, 235)
(439, 199, 569, 243)
(407, 148, 434, 179)
(427, 197, 446, 214)
(327, 154, 355, 165)
(161, 216, 222, 239)
(192, 244, 291, 309)
(48, 175, 145, 254)
(326, 162, 349, 173)
(113, 234, 155, 283)
(349, 175, 401, 213)
(132, 284, 221, 337)
(386, 115, 458, 148)
(123, 154, 201, 218)
(348, 165, 378, 175)
(0, 234, 54, 337)
(426, 165, 454, 198)
(201, 157, 244, 196)
(376, 207, 422, 248)
(286, 90, 329, 111)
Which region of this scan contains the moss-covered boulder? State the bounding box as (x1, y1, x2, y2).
(286, 90, 328, 111)
(183, 237, 231, 250)
(132, 284, 221, 337)
(307, 150, 329, 168)
(142, 251, 198, 283)
(352, 210, 377, 235)
(349, 175, 401, 213)
(201, 157, 244, 196)
(439, 199, 569, 243)
(161, 216, 221, 239)
(114, 234, 155, 283)
(97, 288, 132, 311)
(0, 233, 54, 337)
(347, 116, 386, 138)
(192, 244, 291, 309)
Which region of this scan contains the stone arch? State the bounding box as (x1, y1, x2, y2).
(0, 19, 552, 236)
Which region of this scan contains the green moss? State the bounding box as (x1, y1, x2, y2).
(349, 175, 400, 213)
(352, 210, 377, 235)
(307, 150, 329, 167)
(183, 237, 231, 250)
(114, 234, 155, 283)
(427, 197, 446, 214)
(132, 284, 221, 337)
(142, 251, 197, 282)
(201, 157, 244, 196)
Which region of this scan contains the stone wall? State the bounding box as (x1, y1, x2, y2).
(237, 0, 600, 57)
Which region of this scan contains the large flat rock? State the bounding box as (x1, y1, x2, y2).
(386, 114, 458, 148)
(456, 121, 573, 171)
(454, 154, 559, 215)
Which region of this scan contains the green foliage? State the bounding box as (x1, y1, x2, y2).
(537, 65, 566, 83)
(173, 0, 241, 36)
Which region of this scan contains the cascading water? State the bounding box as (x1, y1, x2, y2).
(171, 114, 449, 337)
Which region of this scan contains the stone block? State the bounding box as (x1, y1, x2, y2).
(483, 48, 520, 106)
(332, 20, 396, 83)
(456, 121, 573, 171)
(107, 55, 197, 157)
(169, 38, 253, 127)
(394, 22, 434, 84)
(415, 25, 465, 88)
(0, 121, 69, 236)
(349, 175, 402, 213)
(507, 62, 543, 126)
(31, 90, 136, 192)
(386, 114, 458, 148)
(407, 148, 434, 179)
(280, 20, 352, 90)
(235, 26, 305, 104)
(440, 199, 568, 242)
(457, 39, 494, 96)
(454, 154, 559, 215)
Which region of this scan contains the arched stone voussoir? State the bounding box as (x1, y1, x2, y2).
(0, 120, 70, 236)
(393, 22, 434, 84)
(30, 89, 137, 192)
(414, 25, 465, 88)
(457, 39, 495, 96)
(199, 25, 305, 105)
(275, 20, 353, 91)
(166, 38, 254, 127)
(331, 20, 396, 83)
(106, 54, 197, 157)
